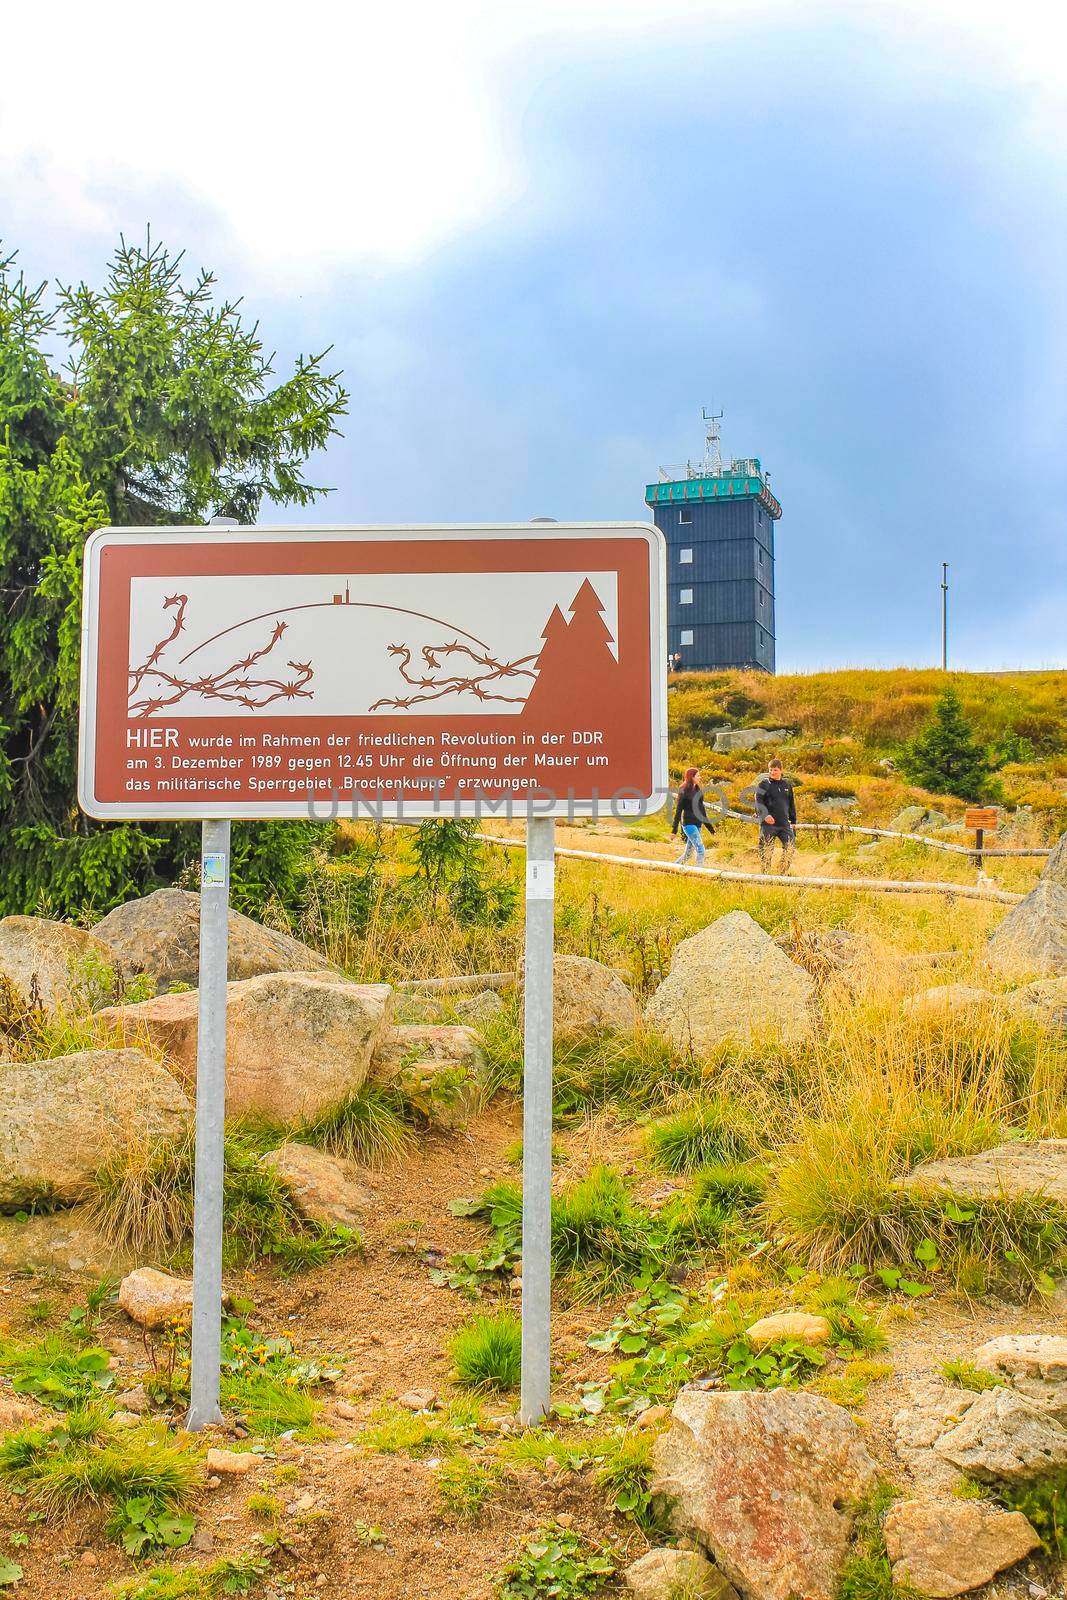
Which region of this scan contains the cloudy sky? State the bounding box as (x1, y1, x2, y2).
(3, 0, 1065, 671)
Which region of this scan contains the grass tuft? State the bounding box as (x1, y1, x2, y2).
(299, 1081, 414, 1167)
(646, 1096, 757, 1173)
(449, 1311, 522, 1392)
(0, 1412, 197, 1519)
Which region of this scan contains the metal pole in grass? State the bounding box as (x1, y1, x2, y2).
(187, 510, 239, 1433)
(519, 813, 555, 1425)
(186, 818, 231, 1430)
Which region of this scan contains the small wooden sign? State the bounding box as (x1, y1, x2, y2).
(965, 807, 998, 831)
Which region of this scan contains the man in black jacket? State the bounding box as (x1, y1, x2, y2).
(755, 758, 796, 873)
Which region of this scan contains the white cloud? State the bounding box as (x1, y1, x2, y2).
(2, 0, 1065, 289)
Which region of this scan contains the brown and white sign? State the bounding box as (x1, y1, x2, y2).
(78, 524, 667, 819)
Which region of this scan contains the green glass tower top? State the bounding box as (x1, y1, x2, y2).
(645, 456, 782, 520)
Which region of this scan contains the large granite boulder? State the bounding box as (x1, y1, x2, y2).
(519, 954, 637, 1040)
(899, 1139, 1067, 1209)
(644, 911, 814, 1054)
(0, 916, 116, 1011)
(988, 829, 1067, 978)
(0, 1049, 190, 1209)
(96, 974, 392, 1121)
(883, 1499, 1040, 1598)
(651, 1387, 877, 1600)
(93, 887, 337, 990)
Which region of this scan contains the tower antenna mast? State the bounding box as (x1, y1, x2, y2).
(700, 407, 724, 475)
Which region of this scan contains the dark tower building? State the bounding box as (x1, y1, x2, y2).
(645, 411, 782, 673)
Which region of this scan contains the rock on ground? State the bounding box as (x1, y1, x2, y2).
(651, 1387, 878, 1600)
(455, 988, 506, 1025)
(889, 805, 950, 833)
(644, 911, 814, 1055)
(372, 1023, 483, 1079)
(97, 974, 392, 1121)
(713, 728, 790, 753)
(0, 1210, 131, 1277)
(0, 1389, 43, 1436)
(523, 954, 637, 1040)
(0, 915, 116, 1010)
(935, 1385, 1067, 1481)
(205, 1448, 254, 1475)
(891, 1383, 978, 1492)
(93, 887, 337, 990)
(1003, 976, 1067, 1029)
(0, 1048, 190, 1209)
(623, 1547, 738, 1600)
(972, 1334, 1067, 1419)
(118, 1267, 195, 1330)
(883, 1499, 1041, 1598)
(745, 1311, 831, 1347)
(903, 984, 996, 1017)
(260, 1142, 374, 1229)
(987, 829, 1067, 978)
(899, 1139, 1067, 1208)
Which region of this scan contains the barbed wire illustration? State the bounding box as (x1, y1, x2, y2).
(128, 596, 315, 717)
(368, 641, 539, 711)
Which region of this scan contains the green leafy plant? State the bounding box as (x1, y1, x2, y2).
(109, 1494, 196, 1558)
(450, 1312, 522, 1392)
(0, 1334, 114, 1409)
(497, 1524, 615, 1598)
(0, 1409, 197, 1534)
(0, 1555, 21, 1588)
(113, 1549, 273, 1598)
(591, 1429, 663, 1533)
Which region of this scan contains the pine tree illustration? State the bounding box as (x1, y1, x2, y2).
(524, 584, 619, 718)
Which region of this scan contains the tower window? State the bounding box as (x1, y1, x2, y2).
(680, 588, 693, 605)
(680, 629, 694, 646)
(679, 507, 692, 525)
(758, 546, 764, 564)
(759, 591, 765, 606)
(679, 548, 693, 564)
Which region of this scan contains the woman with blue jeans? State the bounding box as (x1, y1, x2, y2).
(671, 766, 714, 865)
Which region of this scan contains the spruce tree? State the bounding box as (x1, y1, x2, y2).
(0, 236, 348, 915)
(899, 689, 999, 802)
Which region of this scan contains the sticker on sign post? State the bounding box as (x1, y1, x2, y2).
(201, 853, 227, 888)
(526, 859, 555, 899)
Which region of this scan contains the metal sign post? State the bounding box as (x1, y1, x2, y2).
(520, 816, 555, 1425)
(186, 820, 231, 1431)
